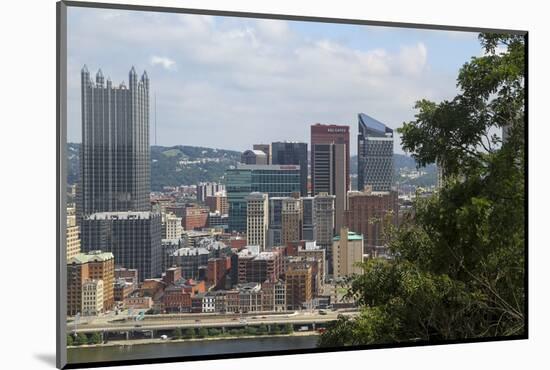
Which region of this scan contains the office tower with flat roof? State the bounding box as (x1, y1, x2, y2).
(67, 250, 114, 315)
(81, 279, 104, 316)
(197, 182, 226, 203)
(332, 227, 364, 278)
(267, 197, 284, 247)
(312, 143, 347, 234)
(226, 164, 301, 233)
(314, 193, 335, 249)
(205, 192, 228, 214)
(253, 144, 271, 164)
(241, 150, 268, 165)
(246, 192, 269, 250)
(301, 196, 316, 241)
(281, 196, 302, 244)
(345, 189, 398, 256)
(285, 261, 313, 310)
(310, 124, 350, 194)
(314, 193, 335, 274)
(80, 212, 162, 282)
(164, 213, 183, 240)
(357, 113, 394, 192)
(77, 66, 150, 221)
(271, 142, 308, 196)
(67, 212, 81, 259)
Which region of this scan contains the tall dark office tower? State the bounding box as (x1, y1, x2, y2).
(80, 212, 162, 282)
(271, 142, 308, 196)
(267, 197, 284, 247)
(301, 197, 316, 241)
(310, 124, 350, 194)
(357, 113, 394, 192)
(312, 143, 347, 234)
(77, 66, 150, 221)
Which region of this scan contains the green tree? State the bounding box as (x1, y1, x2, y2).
(257, 325, 268, 335)
(283, 323, 293, 334)
(66, 334, 74, 346)
(173, 328, 182, 340)
(182, 328, 195, 339)
(208, 328, 221, 336)
(89, 332, 102, 345)
(75, 333, 88, 346)
(245, 327, 257, 336)
(197, 327, 208, 338)
(319, 33, 525, 347)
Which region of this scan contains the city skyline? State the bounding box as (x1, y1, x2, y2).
(67, 7, 483, 154)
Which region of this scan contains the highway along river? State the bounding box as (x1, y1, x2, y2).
(67, 335, 319, 364)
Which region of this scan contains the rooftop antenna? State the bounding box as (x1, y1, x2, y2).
(154, 93, 157, 146)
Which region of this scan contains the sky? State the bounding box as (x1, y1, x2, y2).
(67, 7, 483, 154)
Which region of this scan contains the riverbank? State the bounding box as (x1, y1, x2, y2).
(68, 331, 319, 349)
(67, 334, 321, 364)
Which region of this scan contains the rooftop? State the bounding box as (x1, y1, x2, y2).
(234, 163, 300, 171)
(68, 251, 114, 264)
(85, 211, 156, 220)
(333, 230, 364, 242)
(358, 113, 393, 136)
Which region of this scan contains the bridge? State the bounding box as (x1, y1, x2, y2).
(67, 310, 358, 340)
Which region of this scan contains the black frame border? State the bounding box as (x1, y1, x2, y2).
(56, 1, 529, 369)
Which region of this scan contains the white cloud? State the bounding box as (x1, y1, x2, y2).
(67, 9, 467, 153)
(150, 56, 176, 70)
(398, 42, 428, 76)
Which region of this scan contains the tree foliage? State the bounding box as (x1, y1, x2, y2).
(319, 33, 525, 347)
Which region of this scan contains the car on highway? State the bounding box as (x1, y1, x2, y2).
(194, 319, 201, 323)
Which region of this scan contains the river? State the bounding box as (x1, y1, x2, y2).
(67, 335, 319, 364)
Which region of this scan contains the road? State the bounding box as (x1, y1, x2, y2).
(68, 310, 358, 333)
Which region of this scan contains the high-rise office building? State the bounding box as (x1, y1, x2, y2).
(314, 193, 335, 274)
(81, 279, 104, 316)
(285, 261, 313, 310)
(246, 192, 269, 250)
(267, 197, 284, 247)
(314, 193, 335, 249)
(197, 182, 226, 203)
(312, 143, 347, 233)
(281, 196, 302, 244)
(271, 142, 308, 196)
(67, 250, 114, 315)
(77, 66, 150, 221)
(332, 227, 364, 278)
(67, 256, 89, 316)
(253, 144, 271, 164)
(241, 150, 268, 165)
(80, 212, 162, 282)
(164, 213, 183, 240)
(345, 189, 398, 255)
(301, 197, 316, 241)
(67, 212, 81, 259)
(310, 124, 350, 194)
(357, 113, 394, 192)
(205, 192, 228, 214)
(226, 164, 301, 233)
